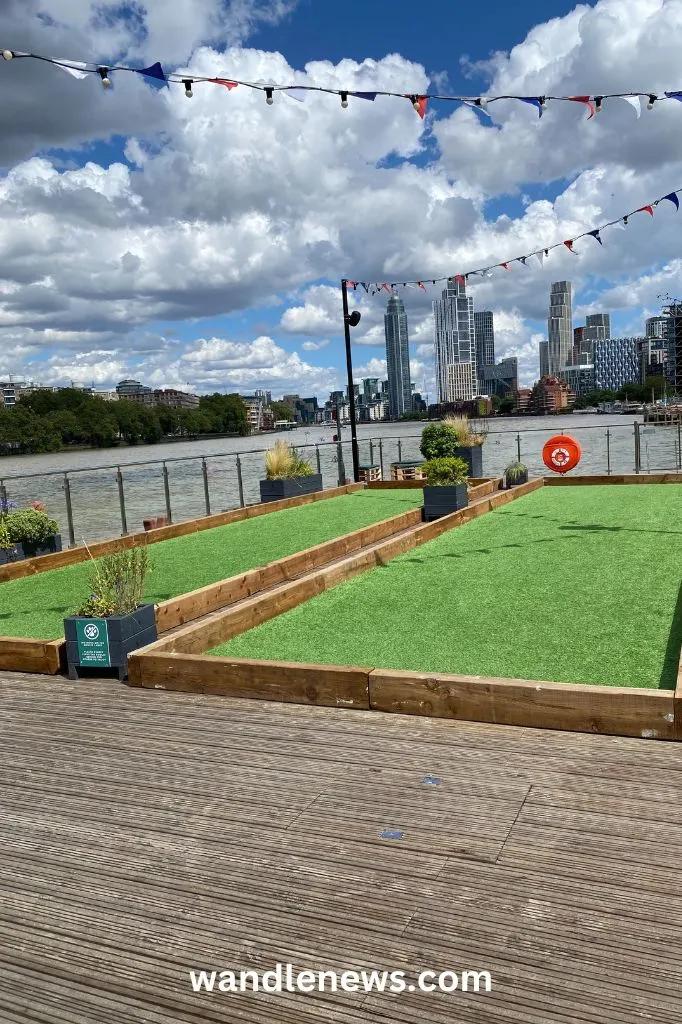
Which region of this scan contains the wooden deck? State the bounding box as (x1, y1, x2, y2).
(1, 671, 681, 1023)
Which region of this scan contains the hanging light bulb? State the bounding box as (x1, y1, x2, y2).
(340, 91, 348, 108)
(265, 86, 274, 105)
(183, 79, 193, 98)
(594, 95, 603, 113)
(540, 96, 548, 109)
(475, 96, 488, 107)
(98, 66, 112, 88)
(410, 94, 421, 110)
(647, 94, 657, 110)
(623, 215, 629, 225)
(2, 50, 14, 61)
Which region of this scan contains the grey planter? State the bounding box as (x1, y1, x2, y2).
(259, 474, 323, 503)
(423, 484, 469, 521)
(64, 603, 157, 681)
(0, 542, 24, 565)
(505, 470, 528, 489)
(22, 533, 62, 559)
(454, 444, 483, 478)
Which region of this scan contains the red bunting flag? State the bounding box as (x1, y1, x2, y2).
(406, 94, 428, 119)
(454, 275, 465, 285)
(499, 263, 511, 271)
(568, 95, 595, 119)
(417, 281, 426, 291)
(636, 205, 654, 216)
(564, 240, 577, 253)
(381, 283, 392, 293)
(210, 78, 238, 90)
(348, 281, 357, 288)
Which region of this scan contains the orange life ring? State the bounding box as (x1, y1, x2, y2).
(542, 434, 582, 474)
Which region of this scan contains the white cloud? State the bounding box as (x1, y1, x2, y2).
(301, 339, 329, 351)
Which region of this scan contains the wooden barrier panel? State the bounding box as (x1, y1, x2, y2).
(0, 482, 363, 583)
(128, 652, 371, 709)
(369, 669, 677, 740)
(545, 474, 682, 486)
(0, 638, 63, 675)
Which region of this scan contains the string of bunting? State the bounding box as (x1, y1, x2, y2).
(2, 47, 682, 120)
(346, 186, 682, 295)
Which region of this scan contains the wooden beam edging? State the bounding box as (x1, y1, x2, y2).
(545, 473, 682, 485)
(674, 647, 682, 741)
(0, 637, 63, 675)
(368, 669, 676, 741)
(128, 652, 371, 709)
(129, 477, 542, 669)
(367, 476, 502, 493)
(0, 482, 363, 583)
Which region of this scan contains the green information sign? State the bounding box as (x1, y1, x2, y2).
(75, 619, 111, 668)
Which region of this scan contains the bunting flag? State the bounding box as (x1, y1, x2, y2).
(5, 47, 682, 122)
(345, 184, 681, 292)
(285, 88, 306, 101)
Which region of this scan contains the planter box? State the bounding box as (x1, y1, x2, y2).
(423, 484, 469, 522)
(22, 533, 62, 559)
(505, 471, 529, 489)
(64, 603, 157, 681)
(0, 543, 24, 565)
(454, 445, 483, 478)
(259, 474, 323, 503)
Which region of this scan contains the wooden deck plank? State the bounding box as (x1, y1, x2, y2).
(1, 671, 681, 1023)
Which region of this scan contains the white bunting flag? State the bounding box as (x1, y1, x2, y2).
(620, 95, 641, 118)
(53, 59, 90, 80)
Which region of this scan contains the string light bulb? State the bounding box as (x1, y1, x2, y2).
(2, 50, 13, 61)
(98, 66, 111, 88)
(647, 94, 657, 110)
(340, 91, 348, 108)
(265, 86, 274, 105)
(183, 79, 193, 98)
(594, 95, 603, 113)
(475, 97, 488, 107)
(410, 94, 421, 110)
(623, 215, 629, 225)
(540, 96, 548, 109)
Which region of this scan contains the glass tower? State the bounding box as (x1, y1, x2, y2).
(433, 278, 476, 403)
(548, 281, 573, 375)
(384, 294, 413, 418)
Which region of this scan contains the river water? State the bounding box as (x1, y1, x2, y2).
(0, 413, 678, 544)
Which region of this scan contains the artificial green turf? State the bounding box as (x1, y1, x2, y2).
(0, 490, 424, 640)
(210, 485, 682, 690)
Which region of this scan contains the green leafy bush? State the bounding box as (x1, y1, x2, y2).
(75, 546, 151, 618)
(5, 508, 59, 544)
(0, 519, 14, 551)
(420, 422, 461, 460)
(423, 457, 469, 486)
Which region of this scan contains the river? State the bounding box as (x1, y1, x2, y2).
(0, 413, 677, 544)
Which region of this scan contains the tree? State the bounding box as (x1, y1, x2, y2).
(198, 393, 249, 435)
(271, 401, 294, 422)
(499, 397, 515, 415)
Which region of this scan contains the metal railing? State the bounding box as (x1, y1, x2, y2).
(1, 419, 680, 546)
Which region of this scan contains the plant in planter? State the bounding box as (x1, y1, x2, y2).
(0, 517, 23, 565)
(259, 439, 323, 503)
(504, 461, 529, 489)
(420, 416, 485, 478)
(3, 504, 62, 560)
(64, 546, 157, 681)
(422, 456, 470, 521)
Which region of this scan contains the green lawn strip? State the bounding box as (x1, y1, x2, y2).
(210, 485, 682, 690)
(0, 490, 424, 640)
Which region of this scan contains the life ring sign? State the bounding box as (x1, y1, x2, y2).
(542, 434, 582, 474)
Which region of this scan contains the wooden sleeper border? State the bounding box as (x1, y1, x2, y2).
(128, 475, 682, 741)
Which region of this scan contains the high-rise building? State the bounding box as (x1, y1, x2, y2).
(594, 338, 641, 391)
(433, 278, 476, 403)
(584, 313, 611, 341)
(561, 365, 596, 397)
(362, 378, 380, 402)
(539, 341, 549, 379)
(474, 311, 495, 388)
(646, 316, 667, 340)
(384, 294, 412, 418)
(663, 303, 682, 391)
(636, 338, 667, 383)
(547, 281, 573, 375)
(480, 357, 518, 398)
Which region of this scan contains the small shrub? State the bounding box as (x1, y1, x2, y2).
(0, 519, 14, 551)
(420, 422, 461, 460)
(5, 508, 59, 545)
(75, 546, 151, 618)
(264, 440, 314, 479)
(505, 461, 528, 482)
(423, 456, 469, 486)
(443, 415, 485, 446)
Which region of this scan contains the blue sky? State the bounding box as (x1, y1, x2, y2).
(1, 0, 679, 398)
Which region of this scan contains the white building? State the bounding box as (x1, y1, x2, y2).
(548, 281, 573, 376)
(433, 278, 476, 402)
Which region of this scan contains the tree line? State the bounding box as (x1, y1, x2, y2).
(0, 389, 250, 455)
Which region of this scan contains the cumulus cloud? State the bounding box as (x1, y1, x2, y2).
(1, 0, 682, 400)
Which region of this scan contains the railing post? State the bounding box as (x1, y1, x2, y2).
(397, 438, 403, 463)
(336, 441, 346, 486)
(162, 462, 173, 523)
(516, 433, 522, 462)
(315, 445, 322, 476)
(0, 480, 6, 509)
(378, 438, 384, 479)
(606, 430, 611, 476)
(116, 467, 128, 535)
(678, 421, 682, 471)
(369, 439, 374, 467)
(236, 455, 245, 507)
(63, 473, 76, 548)
(202, 458, 211, 515)
(634, 421, 641, 474)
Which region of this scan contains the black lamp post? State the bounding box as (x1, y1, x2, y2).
(341, 278, 362, 482)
